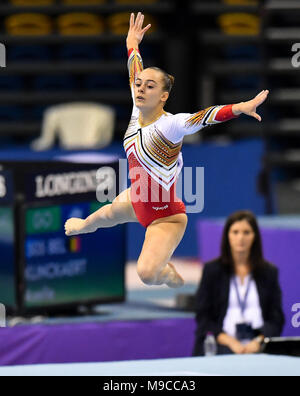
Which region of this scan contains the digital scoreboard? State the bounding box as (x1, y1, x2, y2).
(22, 200, 125, 311)
(0, 170, 16, 311)
(0, 153, 125, 315)
(0, 205, 16, 309)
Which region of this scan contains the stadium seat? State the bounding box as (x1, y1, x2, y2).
(10, 0, 54, 5)
(9, 45, 52, 62)
(0, 106, 25, 121)
(59, 44, 104, 61)
(222, 45, 259, 61)
(114, 0, 158, 4)
(83, 74, 127, 90)
(222, 0, 258, 5)
(57, 13, 105, 35)
(225, 76, 260, 89)
(0, 76, 24, 91)
(61, 0, 106, 4)
(33, 75, 77, 91)
(5, 14, 53, 35)
(218, 13, 260, 35)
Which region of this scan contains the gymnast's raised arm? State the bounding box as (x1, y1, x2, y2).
(126, 13, 151, 90)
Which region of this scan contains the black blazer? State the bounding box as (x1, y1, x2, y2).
(192, 258, 285, 356)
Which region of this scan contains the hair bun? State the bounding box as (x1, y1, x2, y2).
(168, 74, 175, 86)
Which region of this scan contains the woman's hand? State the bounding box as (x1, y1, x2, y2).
(243, 339, 262, 354)
(232, 90, 269, 121)
(228, 338, 246, 354)
(126, 12, 151, 50)
(217, 332, 245, 354)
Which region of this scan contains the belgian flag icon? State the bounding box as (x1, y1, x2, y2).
(67, 236, 81, 253)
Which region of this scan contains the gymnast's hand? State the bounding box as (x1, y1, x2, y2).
(64, 218, 96, 236)
(126, 12, 151, 50)
(232, 90, 269, 122)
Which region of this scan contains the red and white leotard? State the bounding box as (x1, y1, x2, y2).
(123, 49, 238, 228)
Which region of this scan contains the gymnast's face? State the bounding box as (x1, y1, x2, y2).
(134, 68, 169, 110)
(228, 220, 255, 256)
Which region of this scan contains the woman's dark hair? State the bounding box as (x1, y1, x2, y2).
(147, 67, 175, 93)
(220, 210, 265, 276)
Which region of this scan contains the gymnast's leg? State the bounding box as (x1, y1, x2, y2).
(136, 213, 188, 288)
(64, 188, 138, 236)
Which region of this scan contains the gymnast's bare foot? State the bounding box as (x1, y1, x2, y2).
(165, 262, 184, 288)
(64, 218, 96, 236)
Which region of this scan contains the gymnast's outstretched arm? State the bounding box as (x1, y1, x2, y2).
(165, 91, 269, 144)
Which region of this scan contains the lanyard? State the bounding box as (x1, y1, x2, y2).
(233, 276, 252, 318)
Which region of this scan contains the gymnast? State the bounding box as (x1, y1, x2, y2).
(64, 12, 269, 288)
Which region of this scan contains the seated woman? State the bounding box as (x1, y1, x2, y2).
(193, 210, 285, 355)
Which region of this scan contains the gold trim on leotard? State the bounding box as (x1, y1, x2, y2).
(128, 49, 143, 88)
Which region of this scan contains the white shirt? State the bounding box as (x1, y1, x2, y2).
(222, 275, 264, 343)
